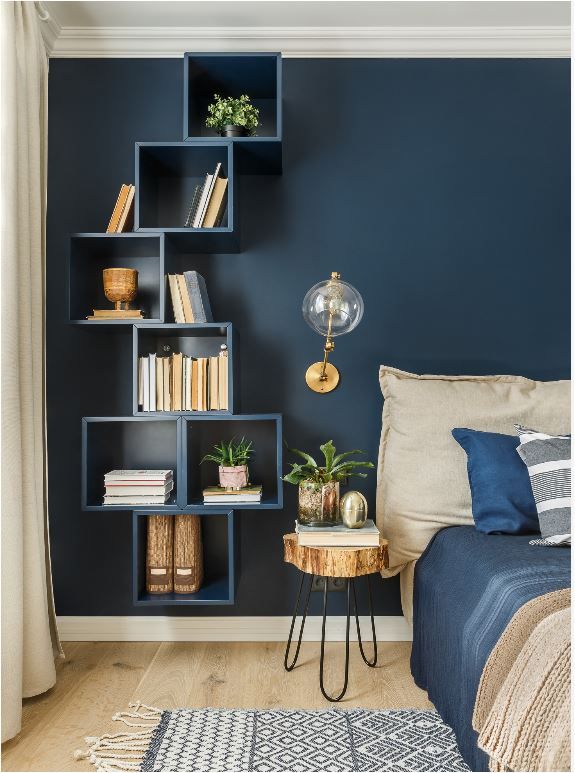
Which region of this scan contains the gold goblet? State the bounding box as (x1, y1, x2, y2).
(103, 268, 138, 311)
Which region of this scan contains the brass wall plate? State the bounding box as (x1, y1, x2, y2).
(305, 362, 340, 393)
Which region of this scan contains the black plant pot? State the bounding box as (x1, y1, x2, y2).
(220, 124, 248, 138)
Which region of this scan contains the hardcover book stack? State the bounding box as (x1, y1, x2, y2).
(184, 162, 228, 229)
(103, 470, 174, 505)
(138, 347, 228, 412)
(295, 519, 380, 547)
(202, 484, 262, 505)
(167, 271, 213, 324)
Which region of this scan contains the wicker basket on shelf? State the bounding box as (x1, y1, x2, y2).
(174, 514, 203, 593)
(146, 515, 174, 593)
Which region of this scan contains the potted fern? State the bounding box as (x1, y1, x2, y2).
(205, 94, 259, 137)
(201, 437, 254, 490)
(283, 441, 374, 526)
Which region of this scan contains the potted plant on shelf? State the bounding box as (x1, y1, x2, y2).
(205, 94, 260, 137)
(201, 437, 254, 490)
(283, 441, 374, 526)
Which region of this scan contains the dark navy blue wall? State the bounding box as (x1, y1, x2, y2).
(47, 58, 570, 616)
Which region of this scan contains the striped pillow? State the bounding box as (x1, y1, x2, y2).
(515, 425, 571, 546)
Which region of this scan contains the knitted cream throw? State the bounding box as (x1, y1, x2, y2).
(473, 588, 571, 772)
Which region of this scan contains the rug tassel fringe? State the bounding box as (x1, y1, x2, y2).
(73, 702, 163, 772)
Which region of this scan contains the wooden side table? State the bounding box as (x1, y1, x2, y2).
(283, 533, 389, 702)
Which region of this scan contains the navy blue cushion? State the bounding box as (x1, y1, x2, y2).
(452, 428, 539, 535)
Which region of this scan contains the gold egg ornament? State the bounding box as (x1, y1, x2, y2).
(340, 491, 368, 529)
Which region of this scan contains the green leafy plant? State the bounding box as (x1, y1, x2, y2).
(283, 441, 374, 485)
(205, 94, 260, 136)
(201, 437, 254, 468)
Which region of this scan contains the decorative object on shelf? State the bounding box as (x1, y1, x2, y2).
(206, 94, 259, 137)
(283, 440, 374, 527)
(340, 490, 368, 529)
(201, 437, 254, 490)
(203, 484, 262, 504)
(106, 183, 135, 233)
(88, 267, 143, 320)
(302, 272, 364, 393)
(103, 470, 173, 506)
(146, 514, 174, 593)
(174, 514, 203, 593)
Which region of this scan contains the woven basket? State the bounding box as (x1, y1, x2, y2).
(146, 515, 174, 593)
(174, 514, 203, 593)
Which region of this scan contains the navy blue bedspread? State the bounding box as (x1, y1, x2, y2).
(410, 526, 570, 772)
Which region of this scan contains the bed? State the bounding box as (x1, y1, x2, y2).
(410, 525, 571, 772)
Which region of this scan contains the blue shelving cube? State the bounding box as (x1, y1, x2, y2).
(135, 141, 239, 252)
(133, 510, 237, 605)
(132, 323, 238, 415)
(183, 53, 282, 174)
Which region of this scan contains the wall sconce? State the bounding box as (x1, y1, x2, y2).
(302, 272, 364, 393)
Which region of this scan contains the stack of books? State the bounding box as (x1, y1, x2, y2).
(202, 485, 262, 505)
(106, 184, 135, 233)
(138, 347, 228, 412)
(103, 470, 174, 505)
(184, 163, 228, 228)
(295, 519, 380, 547)
(167, 271, 213, 324)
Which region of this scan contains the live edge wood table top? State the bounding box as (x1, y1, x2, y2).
(283, 533, 389, 578)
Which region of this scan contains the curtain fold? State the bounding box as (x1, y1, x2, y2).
(1, 0, 61, 743)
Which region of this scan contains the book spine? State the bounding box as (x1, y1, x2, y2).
(142, 358, 150, 412)
(148, 353, 156, 412)
(174, 515, 203, 593)
(146, 515, 174, 593)
(183, 271, 213, 323)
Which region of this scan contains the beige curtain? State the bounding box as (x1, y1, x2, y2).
(1, 0, 61, 743)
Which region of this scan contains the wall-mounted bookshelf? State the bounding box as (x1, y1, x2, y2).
(184, 53, 282, 174)
(133, 510, 237, 605)
(77, 51, 283, 607)
(132, 323, 238, 415)
(135, 141, 239, 253)
(69, 233, 164, 324)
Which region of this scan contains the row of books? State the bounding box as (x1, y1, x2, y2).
(168, 272, 213, 324)
(202, 485, 262, 504)
(104, 470, 173, 506)
(185, 163, 228, 228)
(295, 519, 380, 547)
(138, 349, 228, 412)
(107, 184, 135, 233)
(147, 514, 202, 594)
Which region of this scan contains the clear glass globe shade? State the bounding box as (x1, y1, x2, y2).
(302, 277, 364, 337)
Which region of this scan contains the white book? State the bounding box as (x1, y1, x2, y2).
(195, 163, 222, 227)
(168, 274, 186, 324)
(138, 357, 144, 407)
(142, 358, 150, 411)
(149, 353, 156, 412)
(192, 173, 214, 228)
(295, 519, 380, 547)
(103, 493, 172, 505)
(204, 494, 262, 504)
(105, 469, 173, 482)
(185, 356, 193, 410)
(105, 480, 174, 497)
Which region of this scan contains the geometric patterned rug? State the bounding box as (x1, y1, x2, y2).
(76, 704, 469, 772)
(142, 708, 469, 772)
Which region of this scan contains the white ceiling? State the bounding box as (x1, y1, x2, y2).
(39, 1, 571, 57)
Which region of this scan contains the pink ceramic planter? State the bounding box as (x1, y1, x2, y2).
(218, 465, 249, 490)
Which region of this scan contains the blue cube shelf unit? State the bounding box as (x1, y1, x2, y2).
(76, 52, 283, 606)
(133, 510, 237, 606)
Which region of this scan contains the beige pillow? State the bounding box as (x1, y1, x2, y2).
(376, 366, 571, 586)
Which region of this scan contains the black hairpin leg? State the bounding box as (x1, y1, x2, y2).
(353, 575, 378, 667)
(319, 577, 350, 702)
(284, 572, 314, 671)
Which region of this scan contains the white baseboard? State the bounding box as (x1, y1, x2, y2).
(57, 615, 411, 642)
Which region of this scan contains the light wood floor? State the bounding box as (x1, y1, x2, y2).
(2, 641, 431, 772)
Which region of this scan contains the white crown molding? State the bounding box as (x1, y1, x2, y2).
(39, 11, 61, 56)
(42, 24, 570, 59)
(57, 615, 412, 642)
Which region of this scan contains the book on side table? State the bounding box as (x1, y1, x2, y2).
(296, 519, 380, 547)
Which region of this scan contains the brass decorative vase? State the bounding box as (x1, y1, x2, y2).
(298, 480, 340, 526)
(340, 491, 368, 528)
(103, 267, 138, 311)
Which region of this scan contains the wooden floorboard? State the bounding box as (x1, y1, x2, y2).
(2, 641, 430, 772)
